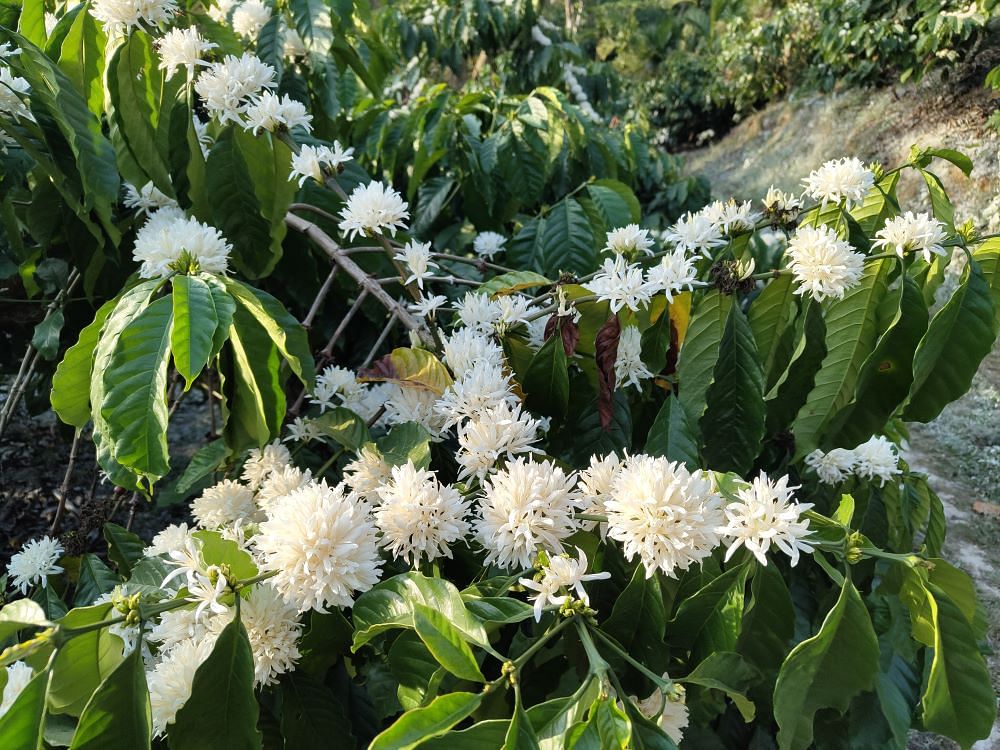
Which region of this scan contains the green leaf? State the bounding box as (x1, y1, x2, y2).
(225, 280, 315, 388)
(919, 169, 955, 229)
(583, 180, 641, 234)
(221, 303, 285, 451)
(749, 274, 798, 388)
(51, 295, 117, 428)
(0, 664, 49, 750)
(830, 274, 928, 446)
(540, 198, 596, 276)
(419, 721, 511, 749)
(765, 297, 826, 435)
(523, 334, 570, 418)
(312, 407, 370, 451)
(791, 259, 891, 458)
(108, 31, 174, 195)
(700, 303, 765, 475)
(904, 259, 996, 422)
(0, 599, 52, 643)
(463, 597, 534, 625)
(168, 615, 261, 749)
(602, 565, 667, 672)
(9, 35, 119, 237)
(377, 423, 432, 470)
(736, 563, 794, 675)
(412, 603, 485, 683)
(74, 553, 120, 607)
(49, 604, 123, 716)
(669, 564, 749, 651)
(352, 572, 487, 651)
(279, 670, 353, 750)
(899, 570, 995, 748)
(369, 692, 484, 750)
(922, 148, 973, 177)
(192, 531, 257, 581)
(100, 295, 174, 486)
(478, 271, 552, 298)
(16, 0, 45, 46)
(676, 291, 733, 430)
(644, 394, 698, 469)
(102, 523, 146, 577)
(156, 439, 230, 507)
(619, 698, 677, 750)
(31, 309, 64, 360)
(773, 579, 879, 750)
(503, 687, 541, 750)
(56, 10, 106, 119)
(389, 631, 444, 711)
(171, 275, 219, 389)
(680, 651, 758, 722)
(70, 646, 151, 750)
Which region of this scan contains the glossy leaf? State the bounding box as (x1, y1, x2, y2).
(645, 394, 699, 469)
(478, 271, 552, 298)
(749, 274, 798, 388)
(676, 291, 733, 430)
(168, 615, 261, 749)
(540, 198, 596, 276)
(0, 663, 49, 750)
(602, 565, 667, 672)
(48, 604, 123, 716)
(412, 603, 485, 683)
(73, 553, 119, 607)
(773, 579, 879, 750)
(680, 651, 758, 721)
(523, 334, 570, 418)
(377, 422, 432, 470)
(70, 646, 151, 750)
(0, 599, 52, 643)
(51, 297, 117, 428)
(171, 275, 219, 389)
(102, 523, 146, 576)
(369, 692, 483, 750)
(279, 671, 353, 750)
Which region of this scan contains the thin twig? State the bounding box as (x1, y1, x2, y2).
(303, 264, 339, 328)
(362, 313, 398, 368)
(321, 290, 370, 358)
(124, 492, 140, 532)
(50, 430, 82, 536)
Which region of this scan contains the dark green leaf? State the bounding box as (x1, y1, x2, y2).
(376, 423, 432, 470)
(602, 565, 666, 672)
(171, 275, 219, 389)
(679, 651, 758, 721)
(523, 334, 569, 418)
(31, 309, 64, 360)
(503, 687, 541, 750)
(156, 439, 230, 507)
(312, 407, 370, 451)
(279, 670, 353, 750)
(412, 603, 484, 683)
(103, 523, 146, 576)
(749, 274, 798, 388)
(773, 580, 879, 750)
(74, 553, 120, 607)
(700, 303, 765, 474)
(676, 291, 732, 430)
(645, 394, 698, 469)
(70, 645, 150, 750)
(669, 564, 749, 651)
(368, 692, 483, 750)
(168, 615, 261, 749)
(540, 198, 596, 276)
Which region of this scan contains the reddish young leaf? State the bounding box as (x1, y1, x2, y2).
(595, 314, 621, 431)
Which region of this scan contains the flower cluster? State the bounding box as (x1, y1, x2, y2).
(785, 224, 865, 301)
(806, 436, 902, 486)
(132, 208, 232, 278)
(803, 157, 875, 208)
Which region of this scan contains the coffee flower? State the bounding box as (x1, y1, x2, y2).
(803, 157, 874, 208)
(288, 142, 355, 186)
(0, 68, 34, 123)
(232, 0, 272, 38)
(90, 0, 178, 34)
(717, 473, 814, 566)
(132, 210, 231, 278)
(852, 435, 901, 486)
(519, 548, 610, 621)
(872, 211, 947, 263)
(195, 54, 276, 126)
(587, 255, 653, 313)
(664, 211, 726, 258)
(244, 92, 312, 135)
(6, 536, 64, 594)
(394, 240, 438, 289)
(473, 231, 507, 259)
(155, 27, 216, 77)
(785, 225, 864, 301)
(605, 224, 654, 256)
(338, 181, 409, 239)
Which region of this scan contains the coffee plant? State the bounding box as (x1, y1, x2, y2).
(0, 2, 997, 749)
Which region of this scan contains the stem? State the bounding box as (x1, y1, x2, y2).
(233, 570, 279, 590)
(50, 430, 82, 536)
(573, 512, 608, 523)
(590, 627, 672, 689)
(513, 614, 576, 670)
(432, 252, 517, 275)
(574, 618, 610, 678)
(315, 448, 345, 478)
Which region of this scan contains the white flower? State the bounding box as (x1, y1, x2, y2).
(633, 682, 689, 745)
(852, 436, 901, 486)
(455, 292, 502, 334)
(192, 480, 258, 529)
(7, 536, 63, 594)
(124, 181, 177, 215)
(519, 548, 610, 621)
(208, 0, 239, 23)
(410, 294, 448, 318)
(805, 448, 855, 485)
(615, 326, 653, 391)
(148, 606, 211, 654)
(373, 462, 471, 564)
(208, 585, 302, 686)
(605, 224, 654, 256)
(605, 455, 724, 578)
(192, 115, 212, 157)
(255, 482, 382, 612)
(435, 360, 517, 427)
(0, 662, 34, 719)
(255, 464, 313, 512)
(872, 211, 947, 263)
(763, 186, 802, 220)
(155, 27, 216, 77)
(90, 0, 178, 34)
(285, 416, 321, 443)
(0, 68, 34, 123)
(288, 142, 354, 186)
(664, 211, 726, 259)
(338, 181, 409, 240)
(803, 157, 875, 208)
(132, 211, 231, 278)
(195, 53, 276, 126)
(343, 445, 393, 499)
(232, 0, 272, 38)
(785, 225, 865, 301)
(282, 27, 308, 58)
(0, 43, 20, 60)
(645, 250, 698, 302)
(717, 473, 814, 566)
(145, 523, 193, 559)
(702, 200, 761, 235)
(309, 365, 364, 412)
(577, 453, 622, 516)
(188, 566, 230, 621)
(456, 401, 542, 480)
(394, 240, 438, 290)
(383, 385, 448, 438)
(475, 458, 581, 569)
(243, 91, 312, 135)
(587, 255, 653, 314)
(494, 295, 534, 335)
(473, 231, 507, 259)
(241, 440, 292, 488)
(147, 637, 216, 736)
